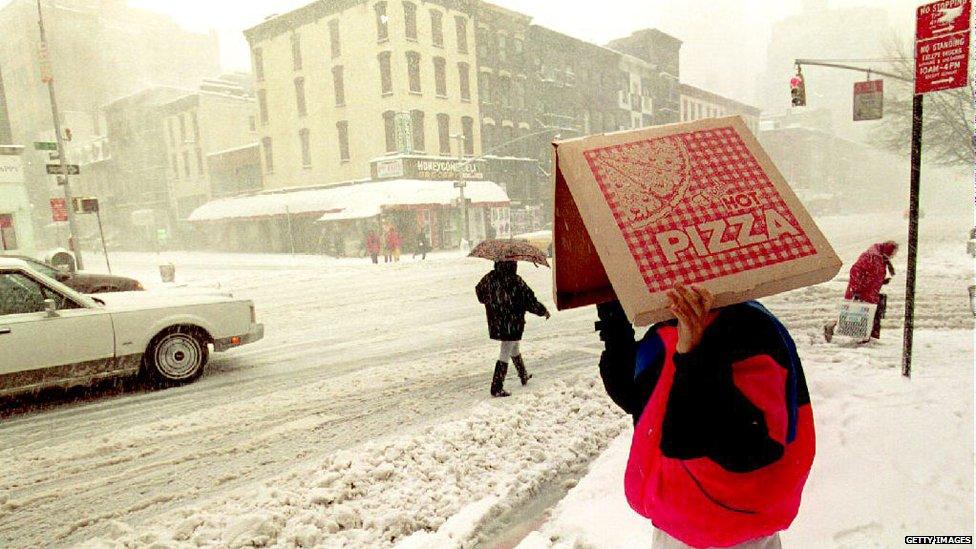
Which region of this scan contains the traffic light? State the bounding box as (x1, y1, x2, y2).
(790, 71, 806, 107)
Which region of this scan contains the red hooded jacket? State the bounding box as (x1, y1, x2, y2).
(845, 241, 896, 304)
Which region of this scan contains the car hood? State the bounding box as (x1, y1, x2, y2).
(91, 289, 241, 310)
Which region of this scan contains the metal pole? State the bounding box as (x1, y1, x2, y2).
(95, 206, 111, 274)
(37, 0, 84, 270)
(901, 94, 923, 378)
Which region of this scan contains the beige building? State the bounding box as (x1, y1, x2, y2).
(245, 0, 482, 190)
(160, 85, 258, 221)
(680, 83, 760, 134)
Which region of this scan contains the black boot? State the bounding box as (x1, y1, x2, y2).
(490, 360, 510, 397)
(512, 355, 532, 386)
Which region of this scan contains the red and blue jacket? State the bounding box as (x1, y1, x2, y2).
(595, 300, 815, 548)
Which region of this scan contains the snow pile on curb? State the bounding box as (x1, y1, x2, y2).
(78, 376, 629, 549)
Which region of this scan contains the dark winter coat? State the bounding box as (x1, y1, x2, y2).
(417, 232, 430, 252)
(596, 299, 814, 548)
(475, 262, 548, 341)
(845, 241, 897, 304)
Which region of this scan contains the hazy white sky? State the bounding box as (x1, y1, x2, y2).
(9, 0, 923, 104)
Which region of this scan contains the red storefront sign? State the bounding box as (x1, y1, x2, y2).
(915, 0, 971, 94)
(50, 198, 68, 222)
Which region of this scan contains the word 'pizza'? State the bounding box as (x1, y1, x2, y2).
(655, 209, 798, 263)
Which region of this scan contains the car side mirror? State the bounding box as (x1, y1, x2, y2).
(43, 298, 58, 317)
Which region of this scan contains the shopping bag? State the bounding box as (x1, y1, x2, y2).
(836, 300, 877, 340)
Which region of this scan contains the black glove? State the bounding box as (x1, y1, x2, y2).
(883, 277, 891, 285)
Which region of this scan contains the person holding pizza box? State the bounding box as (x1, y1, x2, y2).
(594, 285, 815, 549)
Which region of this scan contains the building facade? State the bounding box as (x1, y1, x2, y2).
(245, 0, 482, 190)
(680, 83, 761, 134)
(0, 146, 35, 257)
(0, 0, 219, 236)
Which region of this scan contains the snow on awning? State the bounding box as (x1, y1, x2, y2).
(188, 179, 510, 223)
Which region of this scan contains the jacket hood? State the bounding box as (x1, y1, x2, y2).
(870, 241, 898, 258)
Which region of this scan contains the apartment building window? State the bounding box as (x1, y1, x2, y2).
(498, 76, 511, 107)
(253, 47, 264, 81)
(478, 73, 491, 103)
(513, 38, 523, 62)
(258, 90, 268, 125)
(294, 128, 310, 167)
(375, 2, 389, 41)
(430, 10, 443, 47)
(262, 137, 273, 173)
(433, 57, 447, 97)
(410, 110, 425, 151)
(437, 113, 450, 154)
(291, 32, 303, 70)
(694, 103, 701, 119)
(196, 146, 204, 175)
(378, 51, 393, 95)
(333, 66, 345, 106)
(170, 153, 178, 178)
(249, 115, 256, 131)
(457, 62, 470, 101)
(482, 124, 494, 151)
(337, 121, 350, 160)
(182, 150, 190, 178)
(329, 20, 341, 58)
(461, 116, 474, 155)
(383, 111, 396, 152)
(167, 118, 175, 147)
(498, 34, 507, 63)
(403, 2, 417, 41)
(476, 27, 490, 61)
(454, 16, 468, 54)
(406, 52, 421, 93)
(514, 79, 524, 109)
(295, 77, 307, 116)
(179, 113, 186, 142)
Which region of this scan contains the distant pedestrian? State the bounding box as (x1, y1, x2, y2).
(365, 230, 381, 264)
(825, 240, 897, 343)
(475, 260, 549, 397)
(385, 225, 401, 263)
(413, 228, 430, 260)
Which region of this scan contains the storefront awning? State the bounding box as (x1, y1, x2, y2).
(188, 179, 510, 223)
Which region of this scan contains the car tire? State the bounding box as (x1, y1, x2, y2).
(144, 327, 209, 386)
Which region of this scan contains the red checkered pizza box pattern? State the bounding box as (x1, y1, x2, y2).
(582, 126, 817, 294)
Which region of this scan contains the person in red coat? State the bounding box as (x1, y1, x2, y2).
(385, 225, 401, 263)
(365, 230, 381, 264)
(825, 241, 897, 342)
(596, 286, 814, 549)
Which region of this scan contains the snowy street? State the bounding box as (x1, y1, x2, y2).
(0, 213, 972, 548)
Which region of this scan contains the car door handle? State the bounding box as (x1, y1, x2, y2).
(0, 327, 10, 335)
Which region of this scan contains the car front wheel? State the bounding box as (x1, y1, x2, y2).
(145, 328, 209, 385)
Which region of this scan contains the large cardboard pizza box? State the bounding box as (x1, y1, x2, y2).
(552, 115, 842, 326)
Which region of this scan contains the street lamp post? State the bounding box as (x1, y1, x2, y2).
(450, 134, 469, 248)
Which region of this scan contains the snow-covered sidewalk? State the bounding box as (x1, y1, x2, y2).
(517, 329, 975, 549)
(78, 377, 630, 548)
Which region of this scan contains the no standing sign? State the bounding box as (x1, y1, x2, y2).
(914, 0, 971, 94)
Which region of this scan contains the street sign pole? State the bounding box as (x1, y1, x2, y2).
(37, 0, 83, 270)
(94, 205, 111, 274)
(901, 94, 923, 378)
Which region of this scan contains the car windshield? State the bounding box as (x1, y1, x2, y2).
(23, 258, 59, 278)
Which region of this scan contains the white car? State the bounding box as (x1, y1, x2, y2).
(0, 258, 263, 398)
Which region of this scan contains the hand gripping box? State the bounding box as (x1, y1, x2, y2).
(552, 116, 842, 326)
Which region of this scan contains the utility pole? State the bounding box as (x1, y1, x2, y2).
(37, 0, 83, 270)
(451, 134, 469, 247)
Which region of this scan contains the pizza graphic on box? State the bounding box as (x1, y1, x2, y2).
(583, 126, 817, 294)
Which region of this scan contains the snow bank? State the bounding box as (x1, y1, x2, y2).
(78, 376, 630, 548)
(519, 330, 974, 548)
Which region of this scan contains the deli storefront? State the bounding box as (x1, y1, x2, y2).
(188, 156, 512, 256)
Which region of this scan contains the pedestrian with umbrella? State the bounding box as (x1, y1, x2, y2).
(471, 239, 551, 397)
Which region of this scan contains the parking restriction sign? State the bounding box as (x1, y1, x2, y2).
(914, 0, 971, 94)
